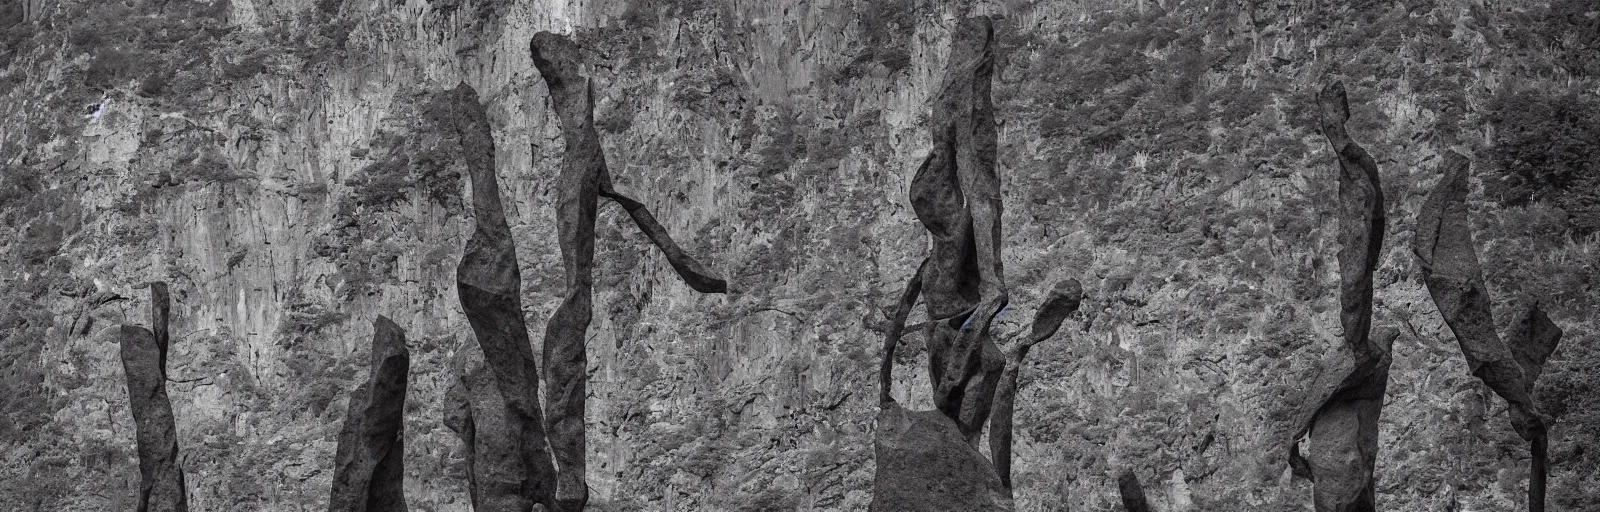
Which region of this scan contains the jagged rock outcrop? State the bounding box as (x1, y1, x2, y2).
(1117, 472, 1152, 512)
(328, 316, 409, 512)
(869, 403, 1013, 512)
(876, 16, 1086, 507)
(529, 31, 729, 511)
(1287, 81, 1393, 512)
(451, 81, 558, 511)
(118, 282, 187, 512)
(899, 14, 1006, 443)
(990, 279, 1084, 488)
(1414, 150, 1564, 512)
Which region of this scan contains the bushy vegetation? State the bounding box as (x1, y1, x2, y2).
(1482, 88, 1600, 233)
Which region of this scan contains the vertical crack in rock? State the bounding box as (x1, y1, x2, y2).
(991, 279, 1083, 489)
(1117, 472, 1153, 512)
(450, 82, 558, 511)
(910, 15, 1006, 444)
(119, 282, 188, 512)
(329, 316, 409, 512)
(530, 31, 729, 512)
(1287, 81, 1393, 512)
(1414, 149, 1564, 512)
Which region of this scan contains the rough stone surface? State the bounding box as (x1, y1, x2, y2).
(911, 16, 1009, 442)
(531, 30, 729, 512)
(1415, 150, 1565, 511)
(7, 2, 1599, 510)
(869, 403, 1012, 511)
(446, 347, 535, 512)
(1287, 81, 1393, 512)
(452, 81, 558, 511)
(118, 282, 187, 512)
(1118, 471, 1153, 512)
(328, 316, 410, 512)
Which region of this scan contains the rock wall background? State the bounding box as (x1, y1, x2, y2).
(1, 0, 1597, 510)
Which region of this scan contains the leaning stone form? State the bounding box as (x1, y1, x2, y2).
(328, 317, 410, 512)
(1415, 150, 1564, 512)
(451, 82, 559, 511)
(1287, 81, 1393, 512)
(119, 282, 188, 512)
(530, 31, 729, 512)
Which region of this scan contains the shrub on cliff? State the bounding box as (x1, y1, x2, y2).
(1482, 88, 1600, 234)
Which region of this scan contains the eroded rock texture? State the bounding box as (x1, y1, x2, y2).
(990, 279, 1083, 488)
(1117, 472, 1152, 512)
(530, 31, 728, 511)
(328, 316, 409, 512)
(907, 14, 1006, 443)
(119, 282, 187, 512)
(446, 348, 533, 512)
(1415, 150, 1564, 512)
(1287, 81, 1392, 512)
(451, 82, 558, 511)
(869, 403, 1013, 512)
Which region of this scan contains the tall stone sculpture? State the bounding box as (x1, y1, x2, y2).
(328, 316, 409, 512)
(874, 17, 1090, 510)
(118, 282, 188, 512)
(1414, 150, 1564, 512)
(990, 279, 1083, 488)
(529, 31, 729, 512)
(451, 82, 559, 511)
(1287, 81, 1393, 512)
(908, 13, 1008, 443)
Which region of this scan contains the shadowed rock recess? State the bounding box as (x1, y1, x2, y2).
(451, 81, 559, 511)
(1286, 81, 1393, 512)
(1118, 471, 1153, 512)
(118, 282, 187, 512)
(328, 316, 410, 512)
(1415, 150, 1565, 512)
(529, 30, 729, 512)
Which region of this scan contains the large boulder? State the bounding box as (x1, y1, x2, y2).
(870, 403, 1012, 511)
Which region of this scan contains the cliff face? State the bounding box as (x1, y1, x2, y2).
(2, 0, 1597, 510)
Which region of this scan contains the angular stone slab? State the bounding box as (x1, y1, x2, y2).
(450, 81, 558, 511)
(119, 282, 187, 512)
(1288, 81, 1392, 512)
(1415, 149, 1564, 511)
(328, 316, 410, 512)
(870, 403, 1012, 512)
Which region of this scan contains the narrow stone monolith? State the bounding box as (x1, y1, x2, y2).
(1415, 150, 1564, 512)
(1287, 81, 1392, 512)
(328, 316, 409, 512)
(1118, 472, 1152, 512)
(531, 31, 729, 512)
(451, 82, 558, 511)
(119, 282, 187, 512)
(991, 279, 1083, 488)
(910, 14, 1006, 444)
